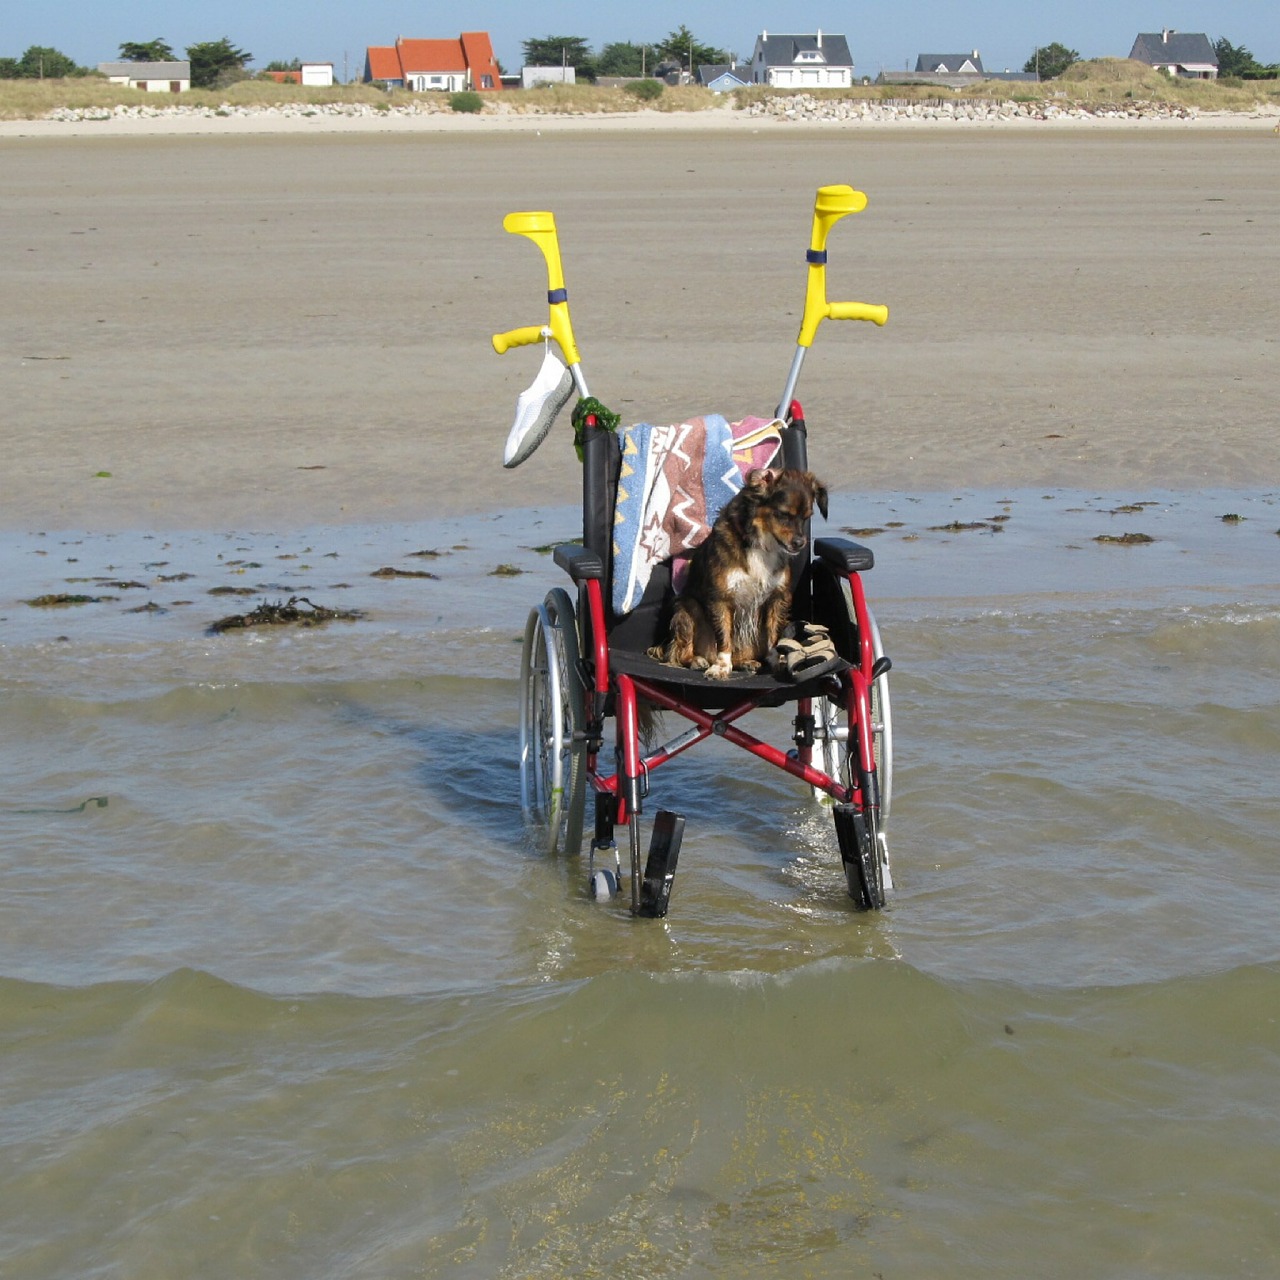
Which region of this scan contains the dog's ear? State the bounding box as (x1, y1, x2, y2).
(807, 473, 829, 521)
(744, 468, 776, 493)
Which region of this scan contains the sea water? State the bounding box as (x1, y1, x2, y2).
(1, 489, 1278, 1278)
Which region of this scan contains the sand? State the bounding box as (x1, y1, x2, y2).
(2, 115, 1278, 532)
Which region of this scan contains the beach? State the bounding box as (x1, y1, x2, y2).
(3, 116, 1278, 530)
(3, 113, 1280, 1279)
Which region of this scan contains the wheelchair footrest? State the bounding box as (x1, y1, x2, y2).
(637, 810, 685, 918)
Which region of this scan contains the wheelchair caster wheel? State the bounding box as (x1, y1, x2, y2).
(590, 868, 618, 901)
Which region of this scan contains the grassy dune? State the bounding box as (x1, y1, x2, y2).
(1, 59, 1277, 120)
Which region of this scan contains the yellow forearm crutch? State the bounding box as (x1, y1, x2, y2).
(776, 184, 888, 419)
(492, 211, 590, 398)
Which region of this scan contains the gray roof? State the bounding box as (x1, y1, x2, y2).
(98, 61, 190, 78)
(699, 63, 749, 86)
(1128, 32, 1217, 67)
(756, 32, 853, 69)
(914, 52, 985, 75)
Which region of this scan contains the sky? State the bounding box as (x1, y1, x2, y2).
(6, 0, 1277, 81)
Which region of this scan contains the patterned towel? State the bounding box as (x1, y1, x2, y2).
(611, 415, 782, 614)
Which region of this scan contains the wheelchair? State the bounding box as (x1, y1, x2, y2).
(496, 186, 893, 917)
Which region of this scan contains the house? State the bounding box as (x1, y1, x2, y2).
(363, 33, 501, 91)
(751, 31, 854, 89)
(97, 60, 190, 92)
(522, 66, 575, 89)
(1128, 30, 1218, 78)
(878, 50, 1037, 87)
(916, 51, 984, 76)
(263, 64, 335, 87)
(699, 63, 750, 93)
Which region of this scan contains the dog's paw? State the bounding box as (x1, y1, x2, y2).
(706, 655, 733, 680)
(738, 659, 761, 674)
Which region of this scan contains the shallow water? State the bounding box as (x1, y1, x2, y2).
(2, 489, 1278, 1278)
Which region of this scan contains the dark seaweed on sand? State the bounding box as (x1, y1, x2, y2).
(370, 566, 439, 579)
(1094, 532, 1155, 545)
(25, 593, 116, 607)
(208, 595, 365, 634)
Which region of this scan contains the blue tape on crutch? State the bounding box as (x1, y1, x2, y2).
(806, 249, 828, 264)
(547, 287, 569, 304)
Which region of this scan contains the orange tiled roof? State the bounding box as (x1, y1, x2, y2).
(460, 31, 500, 76)
(365, 45, 402, 79)
(396, 38, 467, 74)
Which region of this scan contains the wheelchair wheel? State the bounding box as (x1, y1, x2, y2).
(813, 601, 893, 823)
(518, 587, 586, 856)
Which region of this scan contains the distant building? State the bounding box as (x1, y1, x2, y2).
(699, 63, 750, 93)
(97, 60, 190, 92)
(916, 51, 985, 75)
(1128, 30, 1218, 78)
(877, 49, 1038, 87)
(521, 66, 575, 89)
(262, 64, 335, 87)
(363, 33, 501, 91)
(751, 31, 854, 89)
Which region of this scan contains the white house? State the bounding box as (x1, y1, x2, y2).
(300, 63, 334, 87)
(1129, 30, 1218, 79)
(522, 66, 576, 89)
(751, 31, 853, 89)
(97, 60, 191, 92)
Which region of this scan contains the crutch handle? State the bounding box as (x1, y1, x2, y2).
(491, 324, 548, 355)
(825, 300, 889, 326)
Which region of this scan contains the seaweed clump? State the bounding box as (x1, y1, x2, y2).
(208, 595, 364, 635)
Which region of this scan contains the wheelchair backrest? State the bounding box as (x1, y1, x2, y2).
(578, 414, 813, 654)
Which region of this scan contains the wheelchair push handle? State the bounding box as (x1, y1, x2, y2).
(491, 210, 584, 374)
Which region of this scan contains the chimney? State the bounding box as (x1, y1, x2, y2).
(816, 29, 822, 48)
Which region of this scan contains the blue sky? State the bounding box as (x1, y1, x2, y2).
(6, 0, 1276, 80)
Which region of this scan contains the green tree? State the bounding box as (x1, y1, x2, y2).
(1024, 42, 1079, 79)
(0, 58, 20, 79)
(186, 37, 253, 89)
(263, 59, 303, 72)
(16, 46, 83, 78)
(521, 35, 594, 79)
(1212, 37, 1276, 79)
(119, 39, 176, 61)
(596, 41, 654, 78)
(656, 26, 730, 74)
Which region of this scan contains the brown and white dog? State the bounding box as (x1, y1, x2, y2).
(648, 468, 828, 679)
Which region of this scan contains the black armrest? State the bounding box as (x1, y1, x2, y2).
(813, 537, 875, 574)
(554, 543, 604, 582)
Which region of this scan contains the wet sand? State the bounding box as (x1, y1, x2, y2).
(2, 126, 1277, 532)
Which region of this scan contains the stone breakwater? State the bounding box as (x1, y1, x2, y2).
(33, 97, 1280, 129)
(742, 94, 1214, 123)
(44, 101, 458, 123)
(745, 95, 1280, 124)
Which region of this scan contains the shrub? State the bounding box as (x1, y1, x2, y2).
(626, 78, 664, 101)
(449, 90, 483, 114)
